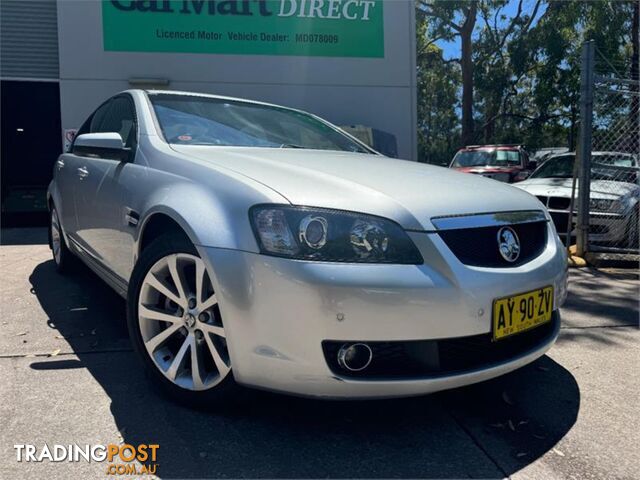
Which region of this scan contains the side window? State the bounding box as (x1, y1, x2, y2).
(89, 102, 110, 134)
(69, 102, 108, 152)
(68, 115, 91, 153)
(94, 96, 137, 151)
(76, 115, 92, 138)
(70, 101, 110, 154)
(72, 96, 137, 160)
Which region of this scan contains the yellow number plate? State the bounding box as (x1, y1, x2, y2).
(493, 286, 554, 341)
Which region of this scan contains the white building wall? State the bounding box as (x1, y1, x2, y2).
(57, 0, 417, 160)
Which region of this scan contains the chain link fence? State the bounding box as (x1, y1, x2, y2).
(575, 41, 640, 258)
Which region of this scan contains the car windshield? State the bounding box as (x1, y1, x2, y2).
(149, 94, 369, 153)
(530, 154, 639, 183)
(451, 149, 520, 167)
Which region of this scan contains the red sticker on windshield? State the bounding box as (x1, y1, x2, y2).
(178, 135, 192, 141)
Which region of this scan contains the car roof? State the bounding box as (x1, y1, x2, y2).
(459, 145, 522, 151)
(140, 89, 298, 111)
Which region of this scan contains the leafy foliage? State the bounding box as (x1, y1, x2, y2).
(416, 0, 638, 165)
(416, 18, 460, 165)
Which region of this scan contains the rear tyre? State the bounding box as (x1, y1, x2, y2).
(127, 233, 239, 408)
(50, 206, 76, 274)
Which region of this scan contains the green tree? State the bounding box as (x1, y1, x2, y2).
(417, 1, 477, 146)
(473, 0, 546, 144)
(416, 11, 459, 164)
(415, 0, 638, 163)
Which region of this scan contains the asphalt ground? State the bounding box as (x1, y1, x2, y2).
(1, 227, 638, 479)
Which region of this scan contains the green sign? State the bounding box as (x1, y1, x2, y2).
(102, 1, 384, 58)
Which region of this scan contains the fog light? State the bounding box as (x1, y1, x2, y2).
(337, 343, 372, 372)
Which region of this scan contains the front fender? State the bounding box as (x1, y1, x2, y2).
(135, 182, 280, 260)
(131, 134, 289, 266)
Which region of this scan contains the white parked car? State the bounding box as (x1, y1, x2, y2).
(48, 90, 567, 406)
(515, 152, 639, 247)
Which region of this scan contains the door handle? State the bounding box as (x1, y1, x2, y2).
(77, 167, 89, 180)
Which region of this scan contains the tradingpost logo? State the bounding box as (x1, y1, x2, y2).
(14, 443, 159, 476)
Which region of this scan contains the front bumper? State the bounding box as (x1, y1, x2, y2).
(197, 225, 567, 399)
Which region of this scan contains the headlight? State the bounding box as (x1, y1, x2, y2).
(250, 205, 423, 264)
(589, 198, 621, 212)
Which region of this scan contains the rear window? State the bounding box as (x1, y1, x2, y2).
(496, 150, 520, 164)
(530, 155, 574, 179)
(451, 149, 520, 167)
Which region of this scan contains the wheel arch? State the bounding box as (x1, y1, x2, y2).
(135, 208, 199, 261)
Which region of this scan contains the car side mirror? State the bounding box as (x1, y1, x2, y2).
(73, 132, 131, 161)
(526, 160, 537, 171)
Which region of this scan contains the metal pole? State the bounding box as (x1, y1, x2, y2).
(576, 40, 595, 257)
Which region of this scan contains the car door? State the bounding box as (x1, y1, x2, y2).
(55, 106, 104, 240)
(53, 150, 79, 237)
(73, 95, 141, 280)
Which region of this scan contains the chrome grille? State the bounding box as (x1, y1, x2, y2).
(432, 211, 549, 268)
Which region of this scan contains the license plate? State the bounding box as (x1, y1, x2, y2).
(492, 286, 554, 341)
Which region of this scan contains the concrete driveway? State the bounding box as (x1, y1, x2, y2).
(1, 227, 638, 479)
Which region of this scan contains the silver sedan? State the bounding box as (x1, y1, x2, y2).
(48, 90, 568, 406)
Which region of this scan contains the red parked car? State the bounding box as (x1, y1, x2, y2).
(449, 145, 536, 183)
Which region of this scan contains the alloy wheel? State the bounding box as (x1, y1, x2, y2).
(138, 253, 230, 391)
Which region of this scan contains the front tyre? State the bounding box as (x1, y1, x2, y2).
(127, 233, 238, 408)
(50, 206, 76, 274)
